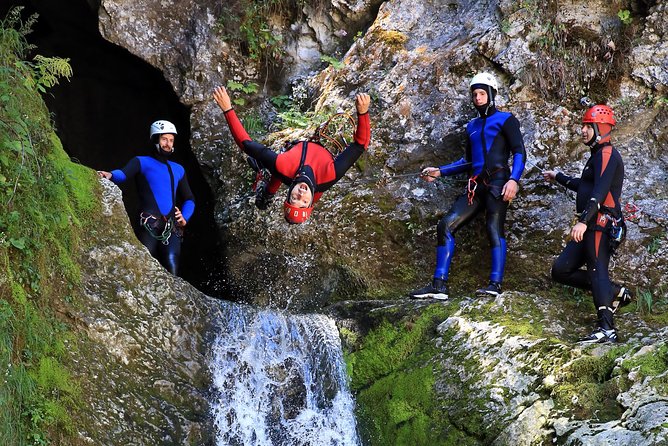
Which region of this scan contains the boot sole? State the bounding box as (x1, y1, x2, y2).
(409, 293, 449, 300)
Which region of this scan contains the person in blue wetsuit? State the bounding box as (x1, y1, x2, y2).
(543, 104, 631, 344)
(98, 120, 195, 276)
(409, 72, 526, 300)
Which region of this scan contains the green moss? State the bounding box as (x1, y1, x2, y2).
(0, 9, 95, 444)
(373, 29, 409, 50)
(551, 346, 631, 421)
(620, 343, 668, 378)
(346, 304, 468, 445)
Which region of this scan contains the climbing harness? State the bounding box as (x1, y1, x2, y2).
(139, 159, 181, 245)
(140, 212, 176, 245)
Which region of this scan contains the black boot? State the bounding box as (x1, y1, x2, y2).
(475, 281, 502, 297)
(409, 278, 449, 300)
(578, 306, 618, 344)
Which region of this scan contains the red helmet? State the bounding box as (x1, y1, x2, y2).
(582, 105, 616, 126)
(283, 201, 313, 224)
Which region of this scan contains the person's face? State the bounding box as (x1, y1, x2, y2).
(581, 124, 595, 143)
(472, 88, 488, 107)
(289, 182, 313, 208)
(158, 134, 175, 153)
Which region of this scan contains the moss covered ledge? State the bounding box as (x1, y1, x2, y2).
(328, 292, 668, 446)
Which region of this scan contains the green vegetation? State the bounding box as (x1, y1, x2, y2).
(0, 7, 97, 445)
(619, 343, 668, 379)
(215, 0, 328, 69)
(225, 80, 259, 106)
(551, 345, 630, 420)
(345, 304, 475, 445)
(269, 83, 332, 132)
(617, 9, 632, 26)
(320, 54, 345, 70)
(510, 0, 637, 101)
(215, 1, 284, 65)
(270, 93, 314, 129)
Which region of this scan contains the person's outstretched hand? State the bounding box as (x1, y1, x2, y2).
(420, 167, 441, 183)
(542, 170, 557, 182)
(213, 86, 233, 112)
(355, 93, 370, 114)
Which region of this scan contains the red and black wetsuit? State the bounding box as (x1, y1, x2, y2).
(222, 109, 371, 203)
(551, 142, 625, 330)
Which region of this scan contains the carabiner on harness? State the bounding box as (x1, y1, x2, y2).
(140, 212, 174, 245)
(467, 176, 478, 206)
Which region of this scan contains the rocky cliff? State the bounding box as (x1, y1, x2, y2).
(23, 0, 668, 444)
(97, 0, 668, 308)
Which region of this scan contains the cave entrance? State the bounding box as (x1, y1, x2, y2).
(6, 0, 227, 297)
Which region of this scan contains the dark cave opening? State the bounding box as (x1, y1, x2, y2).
(3, 0, 228, 297)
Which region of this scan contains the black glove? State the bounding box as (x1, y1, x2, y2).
(255, 182, 274, 210)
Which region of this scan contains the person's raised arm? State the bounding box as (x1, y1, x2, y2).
(213, 86, 233, 113)
(331, 93, 372, 183)
(213, 85, 251, 149)
(353, 93, 371, 149)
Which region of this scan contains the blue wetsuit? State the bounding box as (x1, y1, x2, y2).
(110, 154, 195, 275)
(433, 105, 526, 284)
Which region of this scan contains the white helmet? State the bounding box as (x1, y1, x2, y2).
(149, 120, 178, 139)
(469, 72, 499, 92)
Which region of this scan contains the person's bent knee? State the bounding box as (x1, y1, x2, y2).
(551, 263, 566, 284)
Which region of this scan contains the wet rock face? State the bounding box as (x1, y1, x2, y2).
(72, 180, 219, 444)
(331, 295, 668, 446)
(631, 2, 668, 91)
(96, 0, 668, 310)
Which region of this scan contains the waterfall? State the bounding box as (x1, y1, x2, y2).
(209, 303, 360, 446)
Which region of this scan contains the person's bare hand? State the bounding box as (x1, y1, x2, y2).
(502, 179, 518, 201)
(98, 170, 112, 180)
(175, 207, 186, 227)
(420, 167, 441, 183)
(213, 86, 233, 112)
(570, 222, 587, 242)
(355, 93, 370, 114)
(542, 170, 557, 182)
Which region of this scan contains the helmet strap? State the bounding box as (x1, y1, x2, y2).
(585, 123, 600, 147)
(585, 123, 612, 147)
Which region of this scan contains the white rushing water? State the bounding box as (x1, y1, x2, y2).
(209, 304, 360, 446)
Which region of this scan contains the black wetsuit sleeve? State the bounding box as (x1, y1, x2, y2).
(555, 172, 579, 192)
(333, 142, 365, 181)
(242, 141, 279, 174)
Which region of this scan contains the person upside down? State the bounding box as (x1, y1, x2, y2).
(213, 86, 371, 224)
